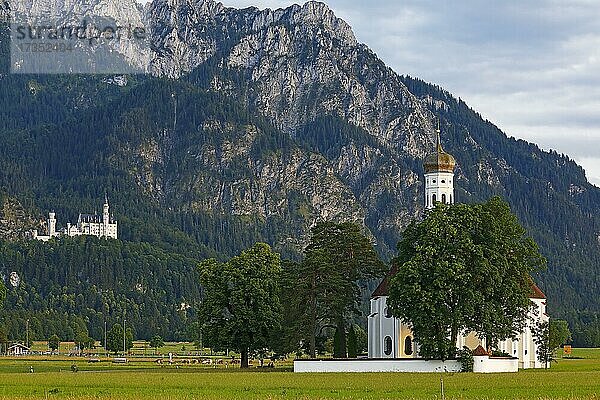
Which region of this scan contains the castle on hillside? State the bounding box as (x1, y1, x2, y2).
(33, 197, 118, 241)
(367, 127, 549, 369)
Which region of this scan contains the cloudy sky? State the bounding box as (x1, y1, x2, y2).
(222, 0, 600, 186)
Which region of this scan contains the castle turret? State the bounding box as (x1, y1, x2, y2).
(424, 125, 456, 209)
(103, 196, 110, 224)
(102, 195, 110, 237)
(48, 211, 56, 236)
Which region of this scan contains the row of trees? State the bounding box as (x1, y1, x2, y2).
(198, 198, 572, 367)
(198, 222, 386, 367)
(44, 330, 158, 355)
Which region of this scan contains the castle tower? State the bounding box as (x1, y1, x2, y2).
(103, 195, 110, 236)
(424, 125, 456, 209)
(48, 211, 56, 236)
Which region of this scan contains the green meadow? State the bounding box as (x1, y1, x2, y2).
(0, 348, 598, 399)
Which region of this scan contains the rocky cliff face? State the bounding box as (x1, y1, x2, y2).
(141, 0, 443, 248)
(0, 195, 40, 240)
(147, 0, 436, 153)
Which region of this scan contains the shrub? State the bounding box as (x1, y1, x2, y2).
(491, 350, 511, 357)
(457, 346, 474, 372)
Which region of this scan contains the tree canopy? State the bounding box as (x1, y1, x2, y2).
(48, 334, 60, 352)
(283, 221, 386, 358)
(106, 323, 133, 354)
(149, 335, 164, 350)
(75, 330, 94, 353)
(388, 197, 546, 359)
(199, 243, 282, 368)
(549, 319, 572, 351)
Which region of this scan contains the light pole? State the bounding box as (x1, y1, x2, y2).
(104, 320, 107, 357)
(26, 319, 29, 349)
(122, 314, 126, 356)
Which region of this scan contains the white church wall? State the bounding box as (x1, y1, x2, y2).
(473, 356, 518, 373)
(369, 295, 549, 369)
(368, 297, 381, 358)
(294, 359, 462, 373)
(368, 297, 401, 358)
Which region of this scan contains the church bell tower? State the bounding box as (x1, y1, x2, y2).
(424, 124, 456, 209)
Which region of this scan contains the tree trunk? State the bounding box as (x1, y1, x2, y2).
(450, 325, 458, 360)
(309, 323, 316, 358)
(241, 348, 249, 369)
(486, 335, 494, 354)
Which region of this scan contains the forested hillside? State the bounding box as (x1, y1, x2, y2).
(0, 237, 200, 342)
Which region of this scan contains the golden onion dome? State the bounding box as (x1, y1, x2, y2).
(424, 130, 456, 173)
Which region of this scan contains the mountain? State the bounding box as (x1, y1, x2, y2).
(1, 0, 599, 345)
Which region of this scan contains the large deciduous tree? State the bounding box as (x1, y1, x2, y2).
(106, 324, 133, 354)
(48, 334, 60, 352)
(198, 243, 282, 368)
(388, 197, 546, 359)
(74, 331, 93, 354)
(0, 326, 8, 354)
(149, 334, 164, 352)
(285, 222, 385, 358)
(534, 319, 573, 368)
(106, 324, 123, 354)
(549, 319, 572, 351)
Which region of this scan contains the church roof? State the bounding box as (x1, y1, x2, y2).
(424, 129, 456, 173)
(371, 265, 398, 297)
(530, 282, 547, 299)
(472, 345, 489, 356)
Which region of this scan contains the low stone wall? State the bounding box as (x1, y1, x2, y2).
(294, 359, 462, 373)
(473, 356, 518, 373)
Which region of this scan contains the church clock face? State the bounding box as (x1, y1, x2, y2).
(9, 271, 20, 287)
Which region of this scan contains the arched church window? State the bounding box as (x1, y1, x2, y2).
(441, 180, 445, 183)
(433, 180, 436, 184)
(385, 307, 392, 318)
(442, 194, 447, 203)
(384, 336, 393, 356)
(404, 336, 413, 355)
(432, 194, 437, 204)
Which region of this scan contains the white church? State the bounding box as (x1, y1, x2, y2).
(33, 196, 118, 241)
(367, 129, 549, 369)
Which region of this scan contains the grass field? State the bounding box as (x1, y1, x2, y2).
(0, 348, 598, 399)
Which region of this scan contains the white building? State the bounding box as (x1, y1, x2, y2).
(33, 197, 118, 241)
(7, 343, 30, 356)
(368, 127, 549, 369)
